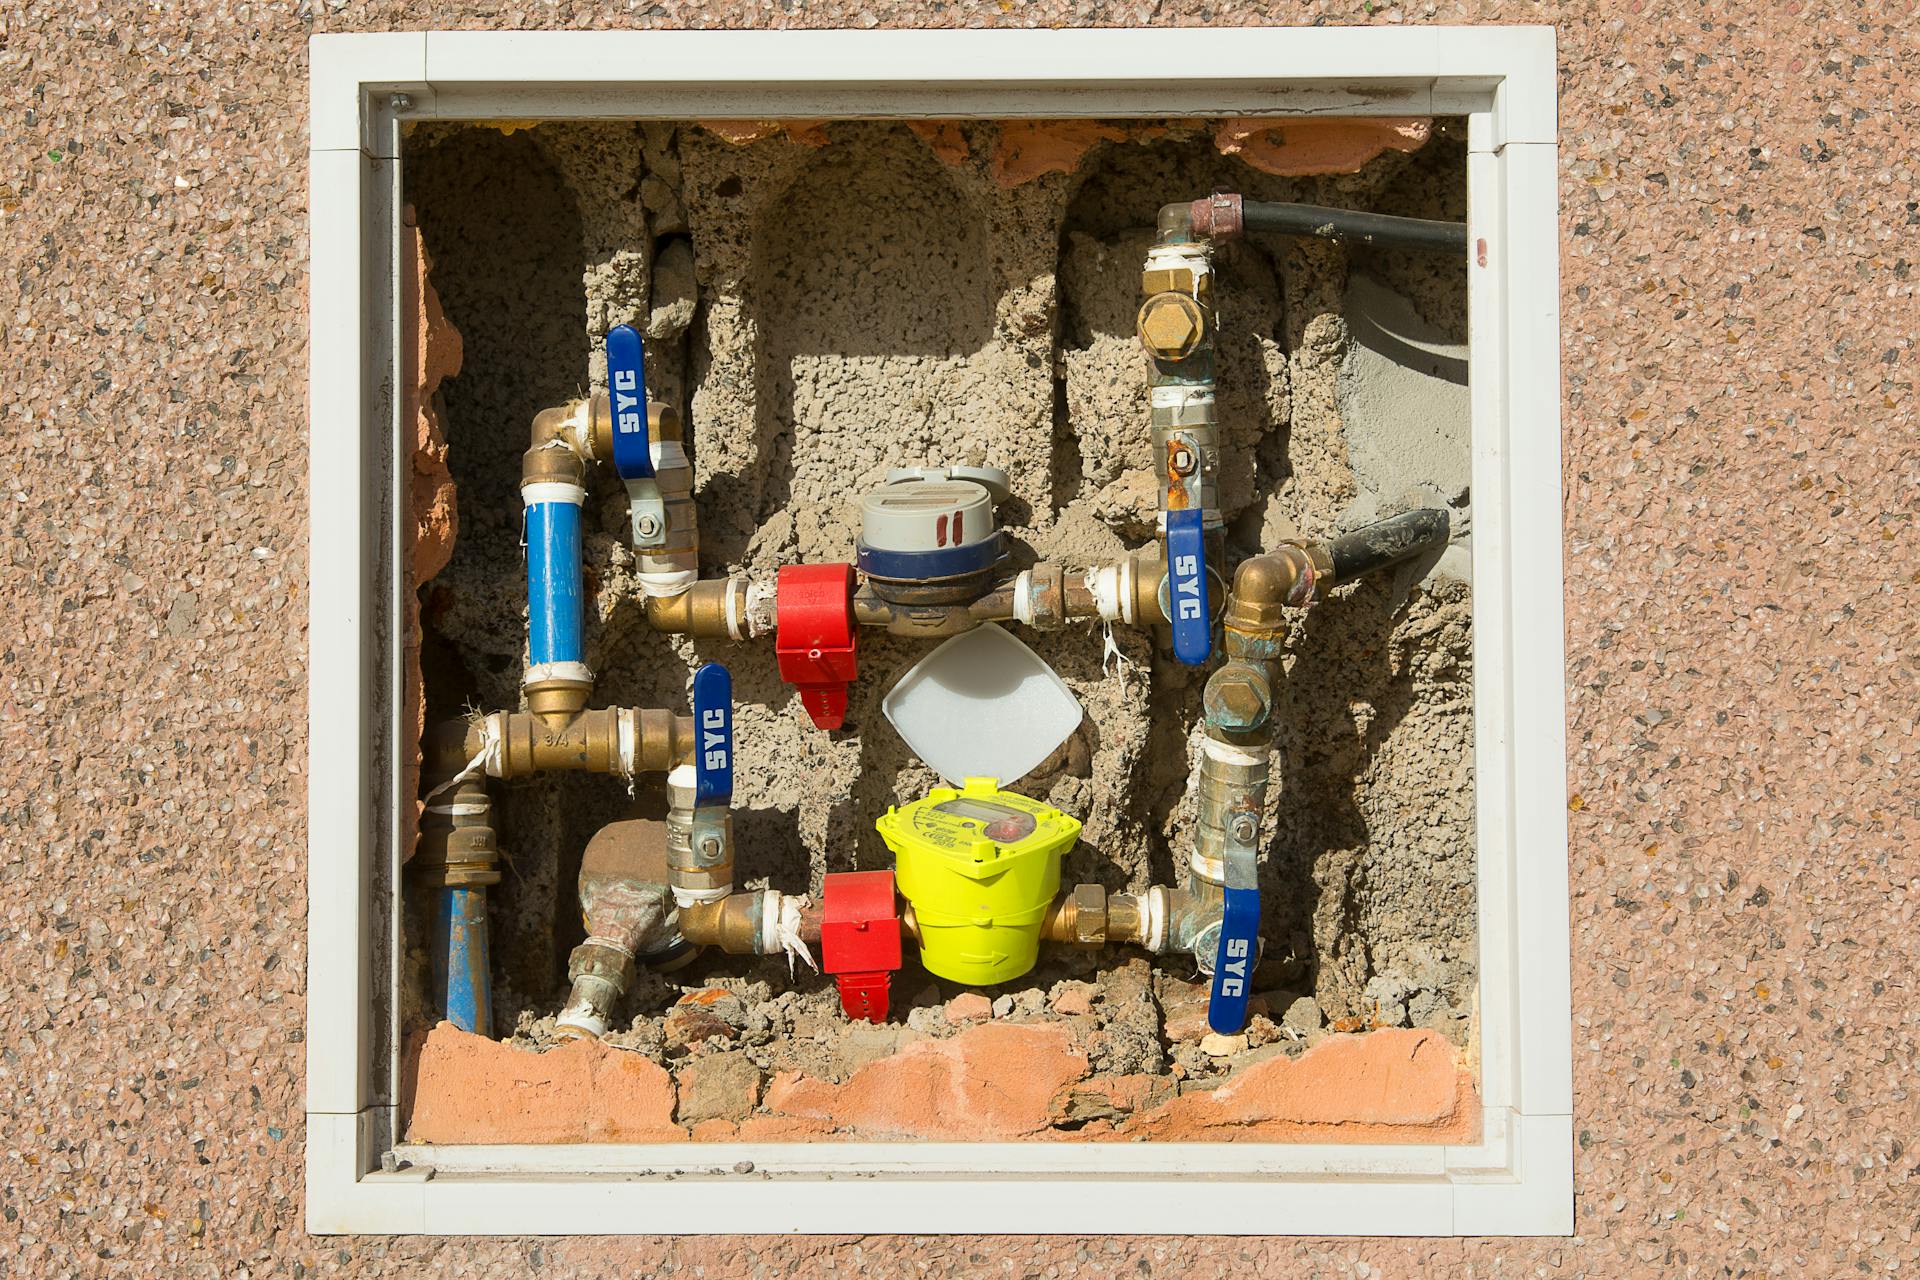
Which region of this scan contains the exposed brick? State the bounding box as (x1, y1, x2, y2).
(764, 1022, 1088, 1139)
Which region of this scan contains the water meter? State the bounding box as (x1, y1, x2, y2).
(877, 777, 1081, 986)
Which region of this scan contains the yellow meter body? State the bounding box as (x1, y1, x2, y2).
(876, 777, 1082, 986)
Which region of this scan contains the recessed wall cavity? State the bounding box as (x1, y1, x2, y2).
(400, 116, 1476, 1145)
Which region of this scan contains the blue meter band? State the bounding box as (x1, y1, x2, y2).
(692, 663, 734, 807)
(1165, 507, 1212, 666)
(606, 323, 653, 481)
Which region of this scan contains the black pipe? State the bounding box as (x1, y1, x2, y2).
(1326, 509, 1451, 586)
(1241, 201, 1467, 255)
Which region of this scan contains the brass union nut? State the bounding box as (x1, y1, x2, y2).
(1137, 292, 1207, 361)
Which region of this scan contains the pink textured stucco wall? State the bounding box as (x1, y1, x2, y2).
(1, 3, 1914, 1276)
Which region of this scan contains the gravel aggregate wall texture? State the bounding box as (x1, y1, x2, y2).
(0, 2, 1913, 1276)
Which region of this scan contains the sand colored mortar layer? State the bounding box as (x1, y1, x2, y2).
(2, 4, 1916, 1275)
(402, 113, 1479, 1128)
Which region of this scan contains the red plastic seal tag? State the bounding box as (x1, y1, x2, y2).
(775, 563, 857, 730)
(820, 870, 901, 1023)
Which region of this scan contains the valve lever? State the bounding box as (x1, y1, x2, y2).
(1207, 808, 1261, 1034)
(1165, 506, 1212, 666)
(691, 663, 733, 808)
(606, 324, 667, 549)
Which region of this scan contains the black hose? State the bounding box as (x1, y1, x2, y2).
(1241, 201, 1467, 255)
(1326, 509, 1451, 585)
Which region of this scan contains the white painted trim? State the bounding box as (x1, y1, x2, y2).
(307, 25, 1569, 1237)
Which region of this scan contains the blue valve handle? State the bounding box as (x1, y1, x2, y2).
(1165, 506, 1212, 666)
(1207, 883, 1261, 1035)
(1208, 805, 1262, 1034)
(606, 323, 653, 481)
(692, 663, 733, 807)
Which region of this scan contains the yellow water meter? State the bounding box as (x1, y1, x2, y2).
(877, 777, 1082, 986)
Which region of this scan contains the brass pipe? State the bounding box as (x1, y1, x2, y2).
(676, 893, 767, 955)
(423, 707, 696, 782)
(643, 577, 752, 637)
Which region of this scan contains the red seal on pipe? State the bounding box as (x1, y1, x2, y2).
(775, 563, 857, 730)
(820, 870, 901, 1023)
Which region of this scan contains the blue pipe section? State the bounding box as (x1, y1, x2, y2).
(433, 886, 492, 1035)
(526, 498, 585, 667)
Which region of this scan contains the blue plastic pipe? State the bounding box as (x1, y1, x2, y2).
(433, 886, 492, 1035)
(526, 498, 585, 667)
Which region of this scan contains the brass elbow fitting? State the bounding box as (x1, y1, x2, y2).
(1221, 543, 1331, 657)
(677, 892, 766, 956)
(643, 577, 754, 639)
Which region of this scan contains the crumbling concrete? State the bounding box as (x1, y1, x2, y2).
(402, 116, 1478, 1141)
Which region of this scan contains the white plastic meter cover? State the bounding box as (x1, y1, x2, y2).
(881, 623, 1084, 786)
(860, 479, 998, 553)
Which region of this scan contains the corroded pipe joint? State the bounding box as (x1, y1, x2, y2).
(1164, 879, 1226, 956)
(1224, 544, 1325, 635)
(1184, 193, 1244, 242)
(1014, 562, 1069, 630)
(676, 892, 768, 956)
(414, 776, 502, 889)
(1203, 660, 1274, 738)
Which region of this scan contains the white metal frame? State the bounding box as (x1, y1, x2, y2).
(307, 27, 1570, 1237)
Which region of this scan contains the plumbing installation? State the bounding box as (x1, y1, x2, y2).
(415, 192, 1466, 1043)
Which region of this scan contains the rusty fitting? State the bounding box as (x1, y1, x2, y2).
(1203, 660, 1274, 738)
(1184, 192, 1245, 242)
(1164, 878, 1226, 955)
(414, 775, 502, 889)
(1017, 561, 1069, 630)
(1221, 543, 1329, 655)
(677, 891, 768, 955)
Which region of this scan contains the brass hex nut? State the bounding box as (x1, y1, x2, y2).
(1069, 883, 1108, 946)
(1204, 666, 1272, 733)
(1141, 265, 1208, 297)
(1137, 292, 1207, 361)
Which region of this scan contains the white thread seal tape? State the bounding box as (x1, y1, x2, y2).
(1012, 571, 1036, 625)
(743, 580, 777, 638)
(615, 709, 637, 779)
(672, 885, 730, 908)
(553, 1003, 609, 1039)
(523, 660, 594, 687)
(520, 480, 586, 507)
(636, 567, 699, 599)
(1202, 736, 1269, 768)
(774, 894, 818, 977)
(1189, 850, 1227, 883)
